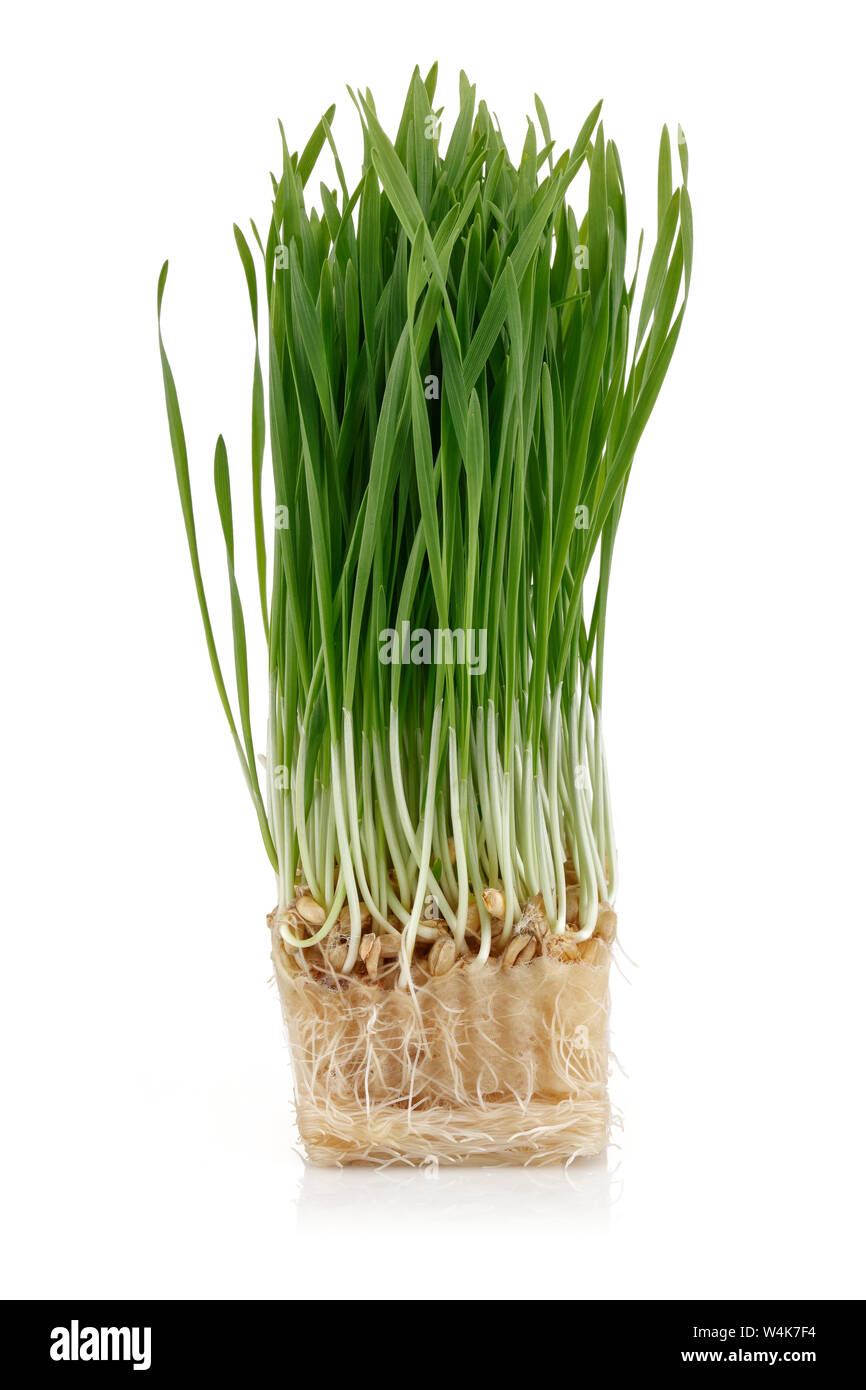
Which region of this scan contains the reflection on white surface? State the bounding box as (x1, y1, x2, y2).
(296, 1152, 618, 1230)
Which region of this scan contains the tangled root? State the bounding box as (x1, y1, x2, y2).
(270, 910, 616, 1166)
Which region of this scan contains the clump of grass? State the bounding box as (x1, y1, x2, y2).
(158, 66, 691, 984)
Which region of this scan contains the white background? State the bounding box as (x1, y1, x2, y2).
(2, 0, 864, 1300)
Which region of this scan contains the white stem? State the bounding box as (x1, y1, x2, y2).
(372, 730, 411, 903)
(399, 703, 443, 985)
(388, 704, 457, 930)
(547, 694, 567, 934)
(448, 727, 469, 949)
(342, 709, 389, 928)
(329, 745, 363, 969)
(292, 724, 321, 903)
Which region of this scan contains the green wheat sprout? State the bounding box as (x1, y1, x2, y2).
(158, 66, 692, 984)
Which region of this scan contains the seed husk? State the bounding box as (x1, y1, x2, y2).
(595, 908, 617, 944)
(338, 903, 371, 930)
(427, 937, 457, 976)
(326, 939, 349, 971)
(576, 937, 607, 967)
(297, 895, 326, 927)
(501, 933, 537, 969)
(363, 937, 382, 979)
(482, 887, 505, 919)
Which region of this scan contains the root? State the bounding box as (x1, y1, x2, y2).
(271, 910, 616, 1166)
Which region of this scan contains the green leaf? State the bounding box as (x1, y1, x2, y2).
(157, 266, 276, 868)
(233, 224, 269, 638)
(657, 125, 672, 234)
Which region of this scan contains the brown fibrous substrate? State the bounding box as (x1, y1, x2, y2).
(270, 893, 617, 1167)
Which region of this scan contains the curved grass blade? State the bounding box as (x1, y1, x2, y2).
(157, 264, 277, 868)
